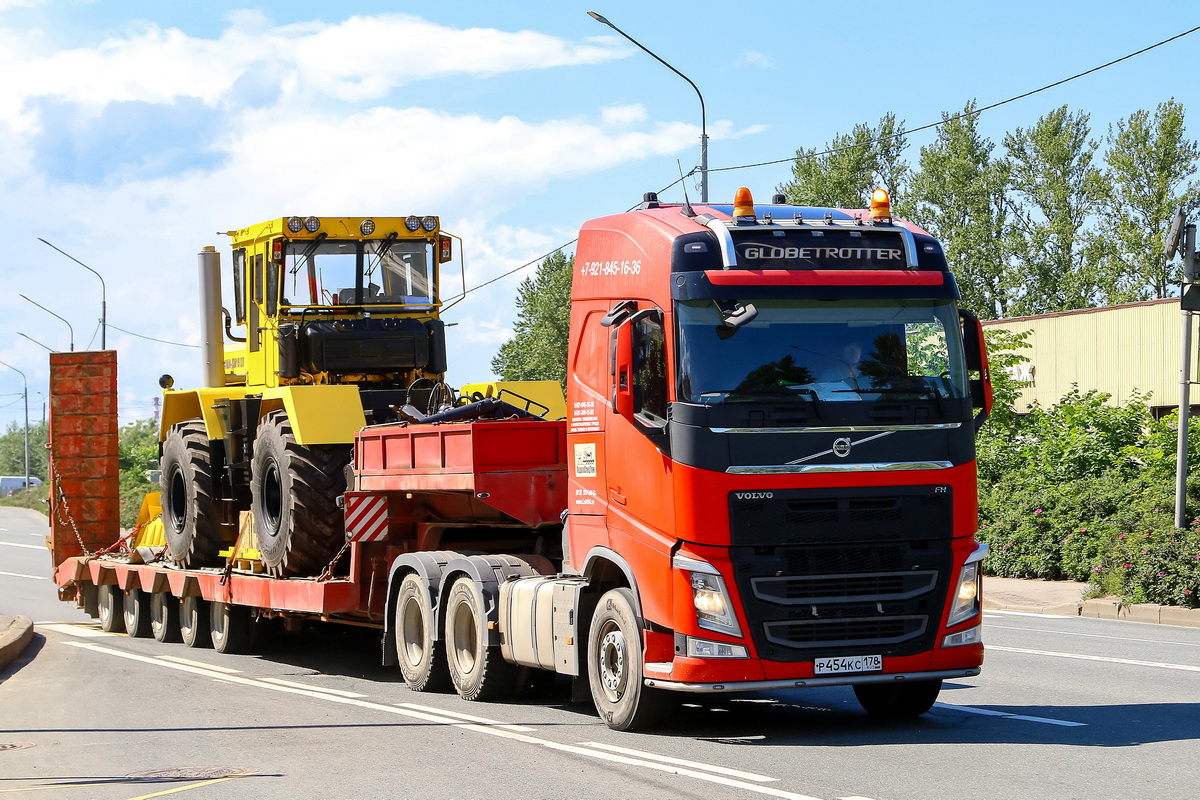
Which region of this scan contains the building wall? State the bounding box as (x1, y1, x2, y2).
(982, 298, 1197, 413)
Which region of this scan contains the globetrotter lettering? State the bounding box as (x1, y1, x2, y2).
(739, 244, 903, 261)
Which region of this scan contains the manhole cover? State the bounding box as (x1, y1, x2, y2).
(126, 767, 251, 780)
(0, 742, 36, 752)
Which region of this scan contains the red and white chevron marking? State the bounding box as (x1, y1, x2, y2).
(345, 495, 389, 542)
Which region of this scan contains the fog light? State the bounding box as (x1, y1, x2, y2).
(942, 625, 982, 648)
(686, 637, 749, 658)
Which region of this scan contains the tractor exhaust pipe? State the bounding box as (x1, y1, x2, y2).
(198, 246, 225, 387)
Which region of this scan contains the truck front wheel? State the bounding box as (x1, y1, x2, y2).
(251, 411, 350, 577)
(853, 679, 942, 718)
(161, 420, 228, 568)
(587, 588, 672, 731)
(444, 576, 517, 701)
(396, 573, 451, 692)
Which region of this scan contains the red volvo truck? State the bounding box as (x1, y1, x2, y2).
(48, 189, 991, 731)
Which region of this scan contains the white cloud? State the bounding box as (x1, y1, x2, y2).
(601, 104, 647, 127)
(739, 50, 773, 69)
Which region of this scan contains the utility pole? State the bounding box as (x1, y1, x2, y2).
(1167, 209, 1199, 528)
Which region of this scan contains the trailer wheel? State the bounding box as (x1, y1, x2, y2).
(251, 411, 350, 578)
(587, 588, 672, 731)
(123, 589, 153, 638)
(79, 583, 99, 619)
(180, 596, 211, 648)
(98, 585, 125, 633)
(853, 679, 943, 719)
(161, 420, 228, 568)
(444, 576, 517, 701)
(210, 602, 252, 654)
(150, 592, 182, 643)
(396, 573, 451, 692)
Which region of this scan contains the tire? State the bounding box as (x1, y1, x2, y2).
(180, 596, 212, 648)
(587, 587, 673, 731)
(251, 411, 351, 577)
(395, 573, 451, 692)
(161, 420, 229, 568)
(444, 576, 518, 701)
(853, 679, 943, 719)
(79, 583, 99, 618)
(210, 601, 252, 654)
(123, 589, 153, 638)
(150, 592, 182, 643)
(98, 584, 125, 633)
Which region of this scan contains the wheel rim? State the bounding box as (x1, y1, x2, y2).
(399, 595, 425, 667)
(166, 466, 187, 533)
(451, 598, 477, 675)
(598, 623, 627, 703)
(261, 462, 283, 537)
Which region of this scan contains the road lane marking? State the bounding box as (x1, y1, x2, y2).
(984, 610, 1063, 618)
(38, 622, 110, 637)
(156, 655, 242, 673)
(260, 676, 366, 698)
(63, 641, 830, 800)
(986, 623, 1200, 648)
(578, 741, 776, 781)
(0, 540, 44, 550)
(396, 702, 535, 731)
(0, 569, 47, 580)
(988, 644, 1200, 672)
(0, 772, 258, 797)
(933, 702, 1086, 727)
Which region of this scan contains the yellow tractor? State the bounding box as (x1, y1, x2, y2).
(158, 215, 454, 576)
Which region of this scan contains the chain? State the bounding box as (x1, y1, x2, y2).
(317, 537, 352, 582)
(51, 462, 96, 559)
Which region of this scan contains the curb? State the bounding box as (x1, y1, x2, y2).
(0, 616, 34, 671)
(983, 598, 1200, 628)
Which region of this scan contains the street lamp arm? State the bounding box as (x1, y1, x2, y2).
(38, 237, 106, 349)
(0, 359, 30, 492)
(19, 293, 74, 351)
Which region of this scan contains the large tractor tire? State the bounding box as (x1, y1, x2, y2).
(251, 410, 350, 577)
(160, 420, 228, 568)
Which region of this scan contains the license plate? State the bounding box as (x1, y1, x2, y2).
(814, 654, 883, 675)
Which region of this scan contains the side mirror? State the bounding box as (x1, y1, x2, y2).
(959, 309, 993, 430)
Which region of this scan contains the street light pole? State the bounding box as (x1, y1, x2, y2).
(587, 11, 709, 202)
(37, 237, 106, 349)
(18, 332, 53, 352)
(19, 294, 74, 351)
(0, 359, 30, 493)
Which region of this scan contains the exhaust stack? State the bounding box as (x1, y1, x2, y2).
(198, 246, 224, 387)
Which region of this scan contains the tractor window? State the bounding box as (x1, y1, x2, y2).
(368, 240, 435, 305)
(232, 249, 246, 325)
(283, 239, 437, 306)
(266, 259, 279, 316)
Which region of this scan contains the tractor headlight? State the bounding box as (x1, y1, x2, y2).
(673, 555, 742, 638)
(287, 216, 305, 233)
(360, 219, 375, 235)
(304, 216, 321, 232)
(421, 216, 438, 232)
(947, 546, 986, 627)
(405, 215, 422, 231)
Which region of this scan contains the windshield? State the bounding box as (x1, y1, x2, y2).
(283, 239, 436, 307)
(676, 299, 968, 406)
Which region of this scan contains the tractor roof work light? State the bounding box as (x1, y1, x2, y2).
(287, 216, 305, 233)
(732, 187, 756, 223)
(870, 189, 892, 224)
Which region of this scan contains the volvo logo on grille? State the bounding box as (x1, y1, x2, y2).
(734, 491, 774, 500)
(832, 437, 853, 458)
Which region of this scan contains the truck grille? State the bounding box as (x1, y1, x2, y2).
(726, 485, 954, 662)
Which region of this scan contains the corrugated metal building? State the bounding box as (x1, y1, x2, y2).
(982, 297, 1196, 415)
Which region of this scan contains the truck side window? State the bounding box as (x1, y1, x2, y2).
(266, 258, 279, 317)
(633, 315, 667, 424)
(232, 249, 246, 324)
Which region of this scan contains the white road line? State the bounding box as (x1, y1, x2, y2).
(0, 540, 44, 550)
(988, 644, 1200, 672)
(0, 569, 47, 580)
(157, 654, 242, 674)
(260, 676, 366, 698)
(984, 610, 1063, 618)
(986, 623, 1200, 648)
(63, 641, 829, 800)
(578, 741, 776, 782)
(934, 702, 1086, 727)
(37, 623, 110, 638)
(396, 703, 535, 731)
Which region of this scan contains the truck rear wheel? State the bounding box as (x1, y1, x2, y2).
(210, 601, 252, 654)
(98, 584, 125, 633)
(853, 679, 943, 718)
(396, 573, 451, 692)
(123, 589, 152, 638)
(251, 411, 350, 577)
(180, 596, 211, 648)
(588, 588, 672, 731)
(161, 420, 228, 568)
(444, 576, 517, 701)
(150, 592, 182, 643)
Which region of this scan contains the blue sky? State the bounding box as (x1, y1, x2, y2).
(0, 0, 1197, 426)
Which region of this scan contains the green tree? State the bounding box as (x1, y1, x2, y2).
(0, 420, 48, 482)
(1003, 106, 1110, 314)
(1103, 99, 1200, 300)
(909, 102, 1014, 318)
(491, 250, 574, 389)
(779, 114, 909, 213)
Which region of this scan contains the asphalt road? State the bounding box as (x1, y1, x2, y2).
(3, 507, 1199, 800)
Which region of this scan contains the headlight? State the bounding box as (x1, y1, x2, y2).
(405, 215, 422, 231)
(421, 215, 438, 231)
(360, 219, 375, 235)
(286, 216, 305, 233)
(304, 216, 321, 232)
(672, 555, 742, 638)
(947, 560, 982, 627)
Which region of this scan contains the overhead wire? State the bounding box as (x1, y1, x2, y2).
(454, 23, 1200, 297)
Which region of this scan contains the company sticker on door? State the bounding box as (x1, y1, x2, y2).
(574, 443, 597, 478)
